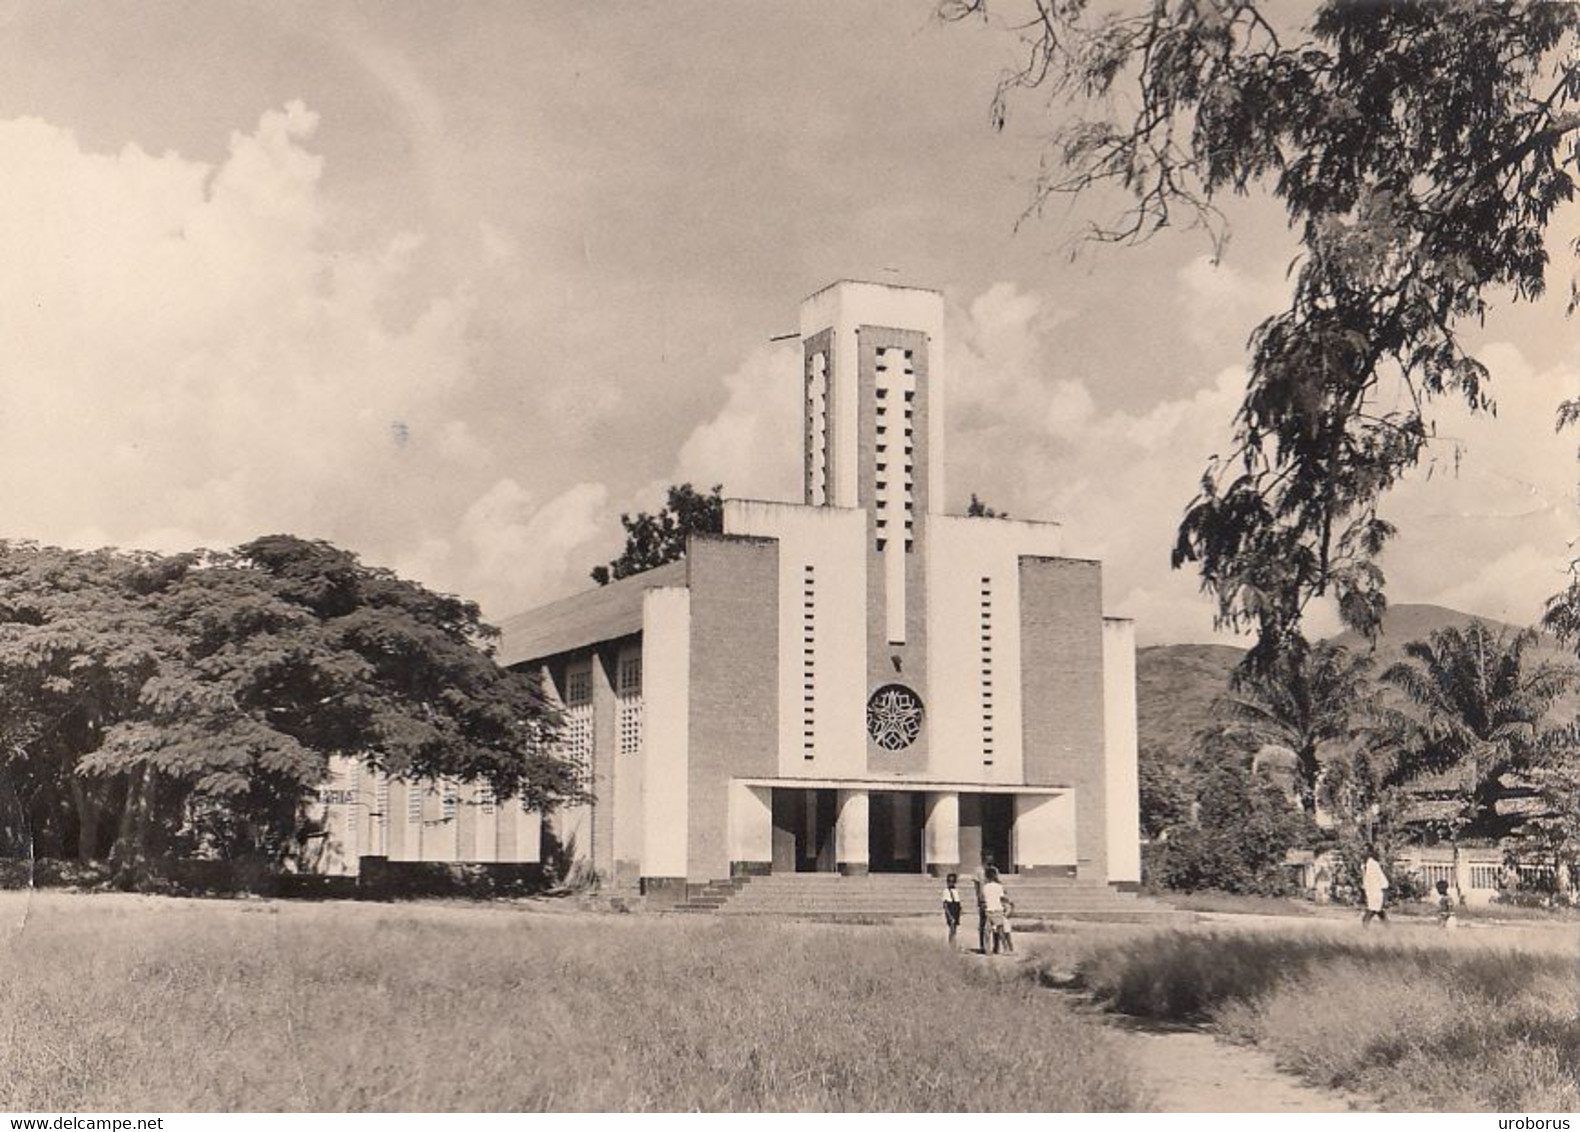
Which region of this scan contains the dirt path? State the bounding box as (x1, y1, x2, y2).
(959, 945, 1369, 1112)
(1099, 1014, 1370, 1113)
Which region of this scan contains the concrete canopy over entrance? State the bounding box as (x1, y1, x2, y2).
(730, 779, 1077, 878)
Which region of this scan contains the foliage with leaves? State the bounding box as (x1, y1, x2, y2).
(590, 483, 724, 585)
(944, 0, 1580, 666)
(0, 537, 580, 871)
(966, 493, 1008, 518)
(1381, 620, 1575, 842)
(1209, 637, 1377, 814)
(1523, 742, 1580, 871)
(1137, 750, 1193, 841)
(1148, 739, 1313, 895)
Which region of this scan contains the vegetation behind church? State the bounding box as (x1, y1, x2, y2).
(0, 535, 581, 886)
(1137, 604, 1580, 900)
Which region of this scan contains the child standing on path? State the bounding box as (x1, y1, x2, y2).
(942, 873, 962, 950)
(981, 867, 1014, 954)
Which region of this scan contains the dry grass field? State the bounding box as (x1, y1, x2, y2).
(0, 892, 1144, 1112)
(1023, 919, 1580, 1112)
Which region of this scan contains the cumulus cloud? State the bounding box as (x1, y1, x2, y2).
(19, 103, 1567, 643)
(1176, 253, 1283, 351)
(0, 104, 612, 620)
(451, 479, 611, 611)
(947, 282, 1578, 643)
(671, 343, 801, 501)
(1377, 342, 1578, 628)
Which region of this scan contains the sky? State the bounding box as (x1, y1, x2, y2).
(0, 1, 1576, 644)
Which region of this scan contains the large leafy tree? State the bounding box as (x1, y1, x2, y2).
(0, 536, 581, 871)
(0, 545, 172, 861)
(1524, 739, 1580, 875)
(1209, 638, 1377, 815)
(1137, 752, 1193, 840)
(1382, 620, 1575, 841)
(945, 0, 1580, 666)
(590, 483, 724, 585)
(1152, 736, 1312, 894)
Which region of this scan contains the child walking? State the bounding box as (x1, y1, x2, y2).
(1435, 878, 1458, 929)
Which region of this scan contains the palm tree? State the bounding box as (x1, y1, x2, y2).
(1212, 638, 1378, 817)
(1382, 620, 1576, 842)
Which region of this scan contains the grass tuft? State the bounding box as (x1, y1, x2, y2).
(1043, 927, 1579, 1111)
(0, 893, 1146, 1112)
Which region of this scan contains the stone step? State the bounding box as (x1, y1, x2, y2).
(659, 873, 1172, 923)
(719, 901, 1156, 913)
(711, 908, 1190, 924)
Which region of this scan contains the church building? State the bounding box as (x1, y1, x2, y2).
(494, 279, 1140, 895)
(310, 280, 1140, 896)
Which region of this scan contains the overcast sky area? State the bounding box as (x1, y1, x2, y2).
(2, 2, 1576, 644)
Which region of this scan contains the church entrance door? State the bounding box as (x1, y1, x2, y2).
(771, 788, 837, 873)
(869, 790, 926, 873)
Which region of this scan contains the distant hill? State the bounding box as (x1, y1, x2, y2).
(1135, 603, 1575, 770)
(1327, 603, 1563, 670)
(1136, 642, 1241, 767)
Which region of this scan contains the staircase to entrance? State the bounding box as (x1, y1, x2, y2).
(668, 873, 1189, 923)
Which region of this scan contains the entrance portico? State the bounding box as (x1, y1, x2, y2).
(729, 778, 1079, 877)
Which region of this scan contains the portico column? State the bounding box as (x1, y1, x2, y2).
(1015, 792, 1078, 877)
(924, 791, 960, 877)
(728, 783, 773, 876)
(835, 789, 869, 876)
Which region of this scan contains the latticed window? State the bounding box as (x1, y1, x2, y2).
(617, 653, 643, 757)
(874, 346, 916, 552)
(867, 684, 923, 751)
(562, 665, 594, 786)
(441, 784, 457, 822)
(375, 775, 390, 847)
(479, 783, 496, 816)
(806, 350, 829, 505)
(802, 564, 816, 759)
(980, 577, 994, 765)
(406, 782, 424, 822)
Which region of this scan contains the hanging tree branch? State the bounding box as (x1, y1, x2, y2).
(944, 0, 1580, 669)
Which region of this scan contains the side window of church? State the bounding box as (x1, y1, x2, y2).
(618, 655, 643, 757)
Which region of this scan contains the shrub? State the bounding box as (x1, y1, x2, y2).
(0, 858, 114, 890)
(1493, 889, 1552, 909)
(1150, 758, 1311, 895)
(1387, 868, 1431, 904)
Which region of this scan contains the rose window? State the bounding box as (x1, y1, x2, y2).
(867, 684, 924, 750)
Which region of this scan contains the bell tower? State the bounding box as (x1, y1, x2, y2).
(799, 280, 946, 523)
(799, 280, 945, 773)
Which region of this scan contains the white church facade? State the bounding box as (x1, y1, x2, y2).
(313, 280, 1142, 897)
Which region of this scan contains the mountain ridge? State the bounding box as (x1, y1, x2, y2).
(1136, 603, 1571, 770)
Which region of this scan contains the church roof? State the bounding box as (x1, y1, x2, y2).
(494, 559, 689, 668)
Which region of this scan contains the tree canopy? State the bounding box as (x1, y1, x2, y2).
(590, 483, 724, 585)
(1381, 620, 1574, 841)
(1210, 638, 1377, 815)
(966, 493, 1008, 518)
(0, 536, 580, 870)
(945, 0, 1580, 666)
